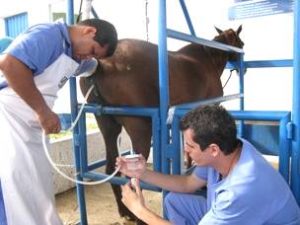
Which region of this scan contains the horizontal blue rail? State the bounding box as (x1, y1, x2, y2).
(167, 29, 244, 53)
(82, 104, 159, 117)
(83, 172, 161, 192)
(225, 59, 293, 70)
(244, 59, 293, 68)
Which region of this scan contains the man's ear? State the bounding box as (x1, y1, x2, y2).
(83, 26, 96, 37)
(209, 144, 220, 157)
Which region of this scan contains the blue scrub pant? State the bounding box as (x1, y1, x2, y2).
(0, 180, 7, 225)
(164, 192, 207, 225)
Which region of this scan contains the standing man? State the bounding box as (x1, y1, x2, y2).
(0, 18, 117, 225)
(117, 105, 300, 225)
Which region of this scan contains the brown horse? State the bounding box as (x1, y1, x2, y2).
(80, 26, 244, 223)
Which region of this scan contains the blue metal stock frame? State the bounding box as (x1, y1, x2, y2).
(65, 1, 300, 224)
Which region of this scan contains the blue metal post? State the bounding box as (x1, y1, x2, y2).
(291, 0, 300, 204)
(66, 0, 88, 224)
(179, 0, 196, 36)
(158, 0, 170, 174)
(238, 54, 245, 136)
(279, 113, 291, 182)
(158, 1, 171, 218)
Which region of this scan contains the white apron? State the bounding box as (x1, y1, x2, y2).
(0, 54, 79, 225)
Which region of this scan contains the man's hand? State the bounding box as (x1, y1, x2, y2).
(121, 179, 145, 216)
(116, 155, 147, 179)
(121, 179, 172, 225)
(37, 108, 61, 134)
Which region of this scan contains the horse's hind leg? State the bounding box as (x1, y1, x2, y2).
(94, 114, 137, 222)
(116, 117, 153, 225)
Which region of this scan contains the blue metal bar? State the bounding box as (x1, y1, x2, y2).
(173, 110, 290, 123)
(167, 29, 244, 53)
(179, 0, 196, 36)
(158, 1, 171, 218)
(167, 93, 243, 125)
(230, 111, 290, 121)
(101, 106, 158, 117)
(291, 0, 300, 205)
(245, 59, 293, 68)
(226, 60, 293, 70)
(226, 61, 239, 70)
(78, 113, 89, 173)
(67, 1, 87, 224)
(151, 111, 162, 173)
(238, 54, 245, 136)
(170, 115, 181, 175)
(169, 93, 242, 112)
(279, 113, 291, 182)
(158, 0, 170, 177)
(81, 104, 158, 117)
(83, 172, 161, 192)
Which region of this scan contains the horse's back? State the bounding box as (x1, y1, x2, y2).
(88, 38, 223, 107)
(95, 39, 159, 106)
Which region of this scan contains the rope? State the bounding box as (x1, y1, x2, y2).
(222, 69, 235, 89)
(145, 0, 149, 42)
(76, 0, 84, 23)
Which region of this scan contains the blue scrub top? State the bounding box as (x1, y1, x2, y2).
(193, 139, 300, 225)
(5, 22, 72, 76)
(0, 22, 72, 90)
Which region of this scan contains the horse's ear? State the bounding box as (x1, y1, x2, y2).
(215, 26, 223, 34)
(236, 25, 242, 36)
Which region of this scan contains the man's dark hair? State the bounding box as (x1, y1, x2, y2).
(180, 104, 240, 155)
(78, 18, 118, 57)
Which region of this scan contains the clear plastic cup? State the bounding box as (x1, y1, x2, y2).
(124, 154, 140, 170)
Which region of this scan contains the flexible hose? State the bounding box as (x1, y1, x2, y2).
(43, 132, 121, 185)
(42, 84, 125, 185)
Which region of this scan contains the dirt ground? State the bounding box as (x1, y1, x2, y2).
(56, 182, 162, 225)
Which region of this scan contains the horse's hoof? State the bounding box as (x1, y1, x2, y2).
(122, 216, 136, 225)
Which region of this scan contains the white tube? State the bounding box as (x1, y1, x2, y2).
(43, 83, 137, 185)
(43, 131, 120, 185)
(43, 84, 122, 185)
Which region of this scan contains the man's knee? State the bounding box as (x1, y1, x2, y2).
(164, 192, 181, 210)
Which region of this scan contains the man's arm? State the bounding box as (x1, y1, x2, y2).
(0, 54, 61, 134)
(121, 180, 172, 225)
(116, 155, 207, 193)
(141, 169, 206, 193)
(136, 206, 172, 225)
